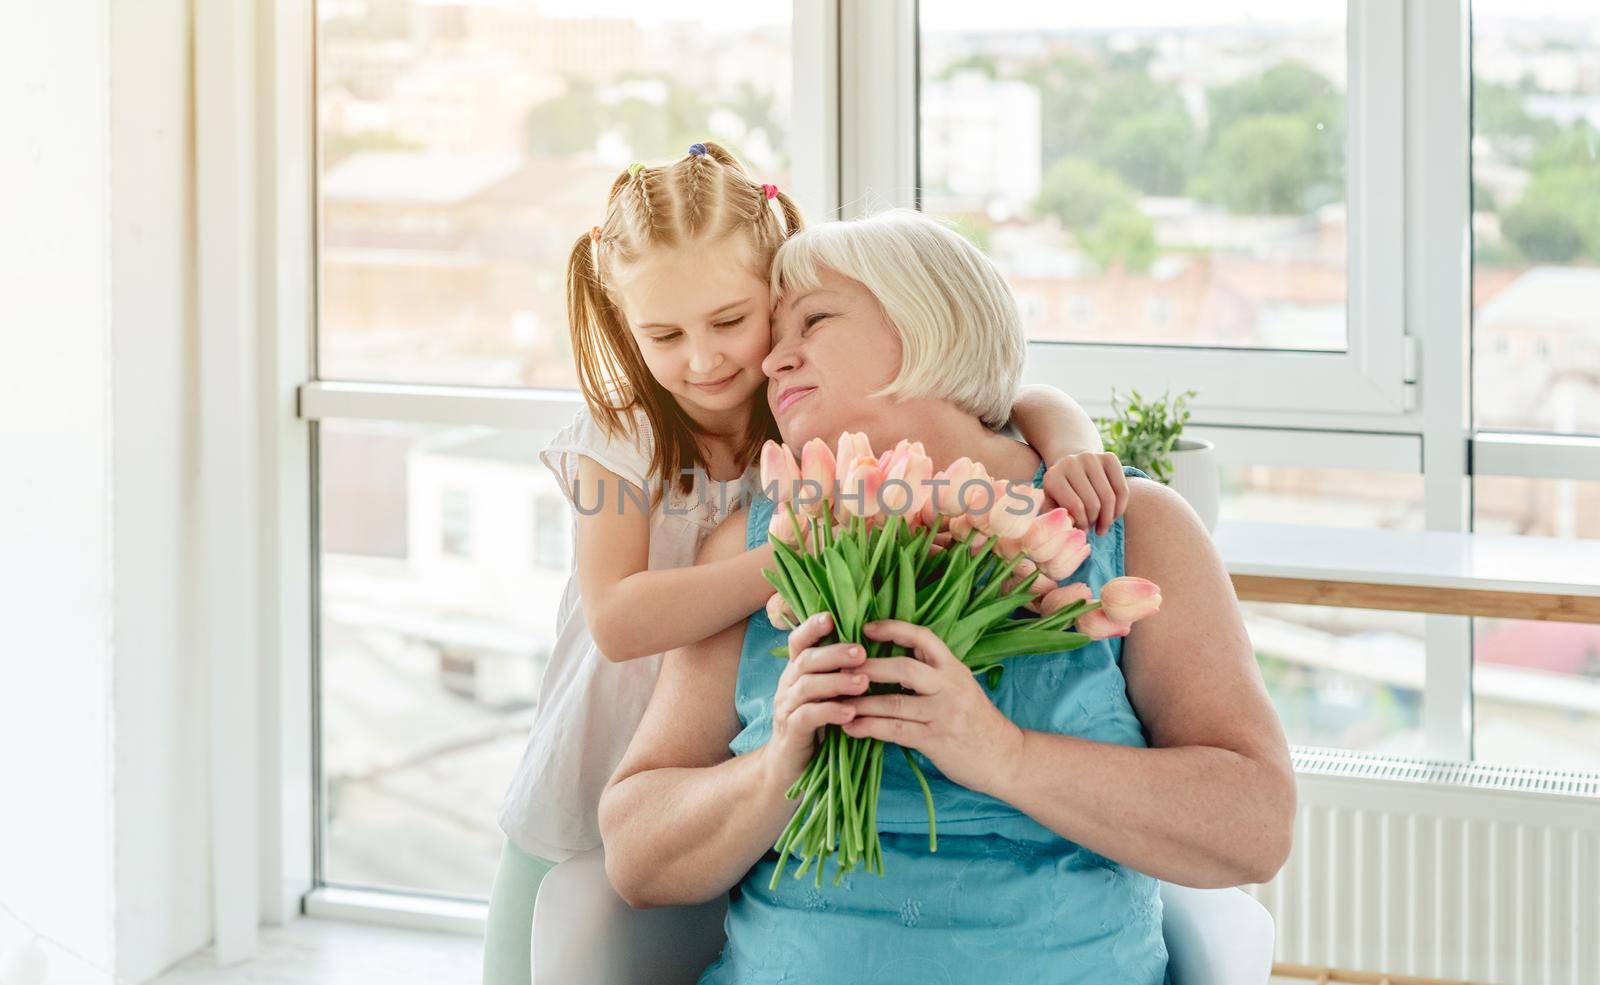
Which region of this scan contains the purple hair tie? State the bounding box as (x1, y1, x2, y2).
(688, 143, 708, 157)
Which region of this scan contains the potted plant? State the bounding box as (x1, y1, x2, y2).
(1096, 388, 1219, 533)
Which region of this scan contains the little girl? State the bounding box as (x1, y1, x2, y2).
(483, 142, 1130, 984)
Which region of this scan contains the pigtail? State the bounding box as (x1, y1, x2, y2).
(772, 189, 805, 238)
(564, 230, 633, 431)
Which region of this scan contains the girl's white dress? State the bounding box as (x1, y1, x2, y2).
(498, 405, 756, 861)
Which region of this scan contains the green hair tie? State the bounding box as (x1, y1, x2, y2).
(627, 162, 644, 178)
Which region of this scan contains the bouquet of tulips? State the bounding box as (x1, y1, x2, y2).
(758, 433, 1162, 890)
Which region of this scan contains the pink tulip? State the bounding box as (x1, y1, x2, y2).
(928, 457, 972, 514)
(768, 506, 811, 549)
(1038, 528, 1090, 580)
(988, 482, 1042, 540)
(881, 442, 934, 518)
(1076, 607, 1132, 640)
(1039, 581, 1095, 616)
(914, 495, 939, 529)
(837, 457, 884, 521)
(766, 592, 799, 631)
(994, 536, 1025, 560)
(1022, 508, 1075, 561)
(967, 531, 991, 556)
(1100, 576, 1163, 624)
(760, 441, 800, 504)
(947, 512, 973, 540)
(835, 431, 873, 470)
(798, 438, 836, 516)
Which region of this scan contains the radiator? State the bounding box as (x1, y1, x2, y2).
(1248, 748, 1600, 985)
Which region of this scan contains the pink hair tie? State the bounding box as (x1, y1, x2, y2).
(762, 183, 779, 201)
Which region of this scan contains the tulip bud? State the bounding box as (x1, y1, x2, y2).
(760, 441, 800, 504)
(797, 438, 837, 516)
(765, 592, 799, 631)
(1038, 582, 1094, 616)
(1038, 528, 1090, 580)
(1022, 508, 1075, 561)
(1100, 576, 1163, 624)
(1076, 607, 1132, 641)
(768, 506, 811, 549)
(837, 457, 884, 520)
(836, 431, 873, 470)
(988, 482, 1042, 540)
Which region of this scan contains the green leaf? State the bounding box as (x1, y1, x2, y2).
(894, 548, 918, 623)
(824, 550, 860, 640)
(773, 546, 822, 619)
(964, 628, 1092, 666)
(986, 666, 1003, 689)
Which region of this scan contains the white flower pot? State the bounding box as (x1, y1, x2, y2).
(1164, 438, 1219, 535)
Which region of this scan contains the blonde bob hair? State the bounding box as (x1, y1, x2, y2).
(768, 208, 1024, 429)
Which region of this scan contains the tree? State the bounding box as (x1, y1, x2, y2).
(1098, 112, 1194, 196)
(1194, 114, 1329, 215)
(1203, 61, 1343, 200)
(1501, 123, 1600, 263)
(1035, 157, 1136, 230)
(1502, 167, 1600, 263)
(1033, 157, 1156, 272)
(1081, 204, 1158, 274)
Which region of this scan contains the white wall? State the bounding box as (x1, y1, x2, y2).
(1, 1, 211, 982)
(1, 0, 118, 980)
(109, 0, 212, 979)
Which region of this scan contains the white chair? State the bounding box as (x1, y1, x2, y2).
(531, 847, 1274, 985)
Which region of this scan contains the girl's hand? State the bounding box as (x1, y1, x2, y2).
(1042, 450, 1128, 536)
(839, 619, 1024, 799)
(763, 611, 868, 794)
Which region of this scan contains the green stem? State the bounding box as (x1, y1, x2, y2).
(901, 745, 938, 854)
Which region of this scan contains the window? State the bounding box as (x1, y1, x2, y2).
(532, 490, 569, 570)
(1471, 0, 1600, 437)
(1219, 465, 1425, 530)
(1469, 1, 1600, 770)
(919, 3, 1349, 350)
(319, 420, 568, 895)
(309, 0, 801, 905)
(1245, 602, 1425, 755)
(438, 486, 473, 557)
(316, 1, 796, 389)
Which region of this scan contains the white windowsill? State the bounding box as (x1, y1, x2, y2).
(1214, 520, 1600, 597)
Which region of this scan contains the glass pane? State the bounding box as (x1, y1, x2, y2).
(1474, 474, 1600, 540)
(1219, 465, 1425, 530)
(1471, 1, 1600, 435)
(1474, 617, 1600, 772)
(316, 1, 794, 388)
(319, 419, 569, 896)
(918, 4, 1347, 350)
(1245, 602, 1425, 754)
(1472, 477, 1600, 771)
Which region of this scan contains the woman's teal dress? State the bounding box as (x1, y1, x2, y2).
(697, 463, 1169, 985)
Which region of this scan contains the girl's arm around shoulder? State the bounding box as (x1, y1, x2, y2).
(573, 454, 773, 662)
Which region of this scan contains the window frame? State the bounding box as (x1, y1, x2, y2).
(233, 0, 1600, 930)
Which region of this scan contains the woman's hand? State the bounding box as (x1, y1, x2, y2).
(1042, 450, 1129, 536)
(763, 611, 869, 793)
(839, 619, 1024, 799)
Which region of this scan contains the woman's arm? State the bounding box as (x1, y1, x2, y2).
(985, 478, 1295, 886)
(574, 455, 776, 662)
(599, 514, 864, 906)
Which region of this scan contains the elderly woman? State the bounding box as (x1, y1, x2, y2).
(598, 210, 1294, 984)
